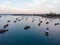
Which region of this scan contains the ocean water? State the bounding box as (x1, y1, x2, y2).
(0, 15, 60, 45)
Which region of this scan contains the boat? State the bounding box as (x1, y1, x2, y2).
(0, 29, 8, 33)
(45, 27, 49, 36)
(4, 24, 9, 29)
(24, 26, 31, 30)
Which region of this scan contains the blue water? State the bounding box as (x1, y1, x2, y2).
(0, 15, 60, 45)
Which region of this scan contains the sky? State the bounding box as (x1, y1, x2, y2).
(0, 0, 60, 14)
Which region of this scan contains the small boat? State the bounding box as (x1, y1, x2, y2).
(46, 22, 49, 24)
(38, 23, 40, 26)
(24, 26, 31, 30)
(14, 21, 16, 23)
(18, 19, 21, 21)
(45, 29, 49, 33)
(32, 18, 35, 22)
(7, 20, 10, 22)
(40, 21, 43, 23)
(55, 23, 59, 26)
(45, 27, 49, 36)
(4, 24, 9, 29)
(0, 29, 8, 33)
(16, 18, 18, 20)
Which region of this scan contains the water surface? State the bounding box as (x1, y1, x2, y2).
(0, 15, 60, 45)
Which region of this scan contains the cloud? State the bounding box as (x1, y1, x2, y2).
(0, 0, 60, 14)
(5, 1, 10, 4)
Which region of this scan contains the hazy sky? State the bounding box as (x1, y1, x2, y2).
(0, 0, 60, 14)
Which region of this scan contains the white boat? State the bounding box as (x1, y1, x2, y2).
(45, 27, 49, 33)
(45, 29, 49, 32)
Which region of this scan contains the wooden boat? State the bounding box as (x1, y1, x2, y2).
(45, 27, 49, 36)
(24, 26, 31, 30)
(4, 24, 9, 28)
(0, 29, 8, 33)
